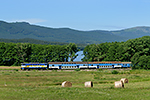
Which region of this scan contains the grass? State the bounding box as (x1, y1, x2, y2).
(0, 68, 150, 100)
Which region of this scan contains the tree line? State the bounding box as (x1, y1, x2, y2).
(82, 36, 150, 69)
(0, 43, 79, 66)
(0, 36, 150, 69)
(0, 38, 86, 50)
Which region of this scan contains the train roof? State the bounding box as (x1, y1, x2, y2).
(48, 61, 132, 64)
(21, 61, 132, 65)
(121, 62, 132, 64)
(48, 62, 87, 64)
(88, 61, 122, 64)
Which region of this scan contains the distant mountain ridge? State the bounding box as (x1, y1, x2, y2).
(112, 26, 150, 39)
(0, 20, 150, 44)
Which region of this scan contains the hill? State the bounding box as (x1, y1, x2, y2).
(112, 26, 150, 39)
(0, 20, 150, 44)
(0, 21, 126, 44)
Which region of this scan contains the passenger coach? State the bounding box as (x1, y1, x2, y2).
(48, 61, 131, 70)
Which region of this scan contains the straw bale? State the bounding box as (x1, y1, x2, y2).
(62, 81, 72, 87)
(84, 81, 93, 87)
(114, 81, 124, 88)
(120, 78, 128, 83)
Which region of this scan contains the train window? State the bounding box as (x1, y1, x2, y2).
(52, 65, 54, 66)
(91, 64, 93, 66)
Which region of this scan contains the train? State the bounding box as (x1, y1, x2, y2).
(21, 61, 132, 70)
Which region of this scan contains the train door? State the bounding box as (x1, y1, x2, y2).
(97, 65, 99, 69)
(112, 65, 114, 68)
(77, 65, 79, 68)
(59, 65, 61, 69)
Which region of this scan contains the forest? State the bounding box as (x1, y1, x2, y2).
(0, 36, 150, 69)
(0, 43, 79, 66)
(82, 36, 150, 69)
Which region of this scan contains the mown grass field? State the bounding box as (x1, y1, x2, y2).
(0, 67, 150, 100)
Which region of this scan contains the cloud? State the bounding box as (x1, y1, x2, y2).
(9, 18, 46, 24)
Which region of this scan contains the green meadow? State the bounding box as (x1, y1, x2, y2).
(0, 69, 150, 100)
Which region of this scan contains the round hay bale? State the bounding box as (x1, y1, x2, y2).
(120, 78, 128, 83)
(114, 81, 124, 88)
(84, 81, 93, 87)
(62, 81, 72, 87)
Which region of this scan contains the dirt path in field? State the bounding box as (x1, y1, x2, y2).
(0, 66, 20, 69)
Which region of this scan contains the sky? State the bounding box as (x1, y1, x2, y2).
(1, 0, 150, 31)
